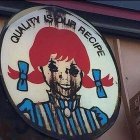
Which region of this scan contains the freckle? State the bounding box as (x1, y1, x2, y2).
(59, 75, 62, 79)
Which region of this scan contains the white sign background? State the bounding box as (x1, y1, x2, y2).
(1, 6, 119, 119)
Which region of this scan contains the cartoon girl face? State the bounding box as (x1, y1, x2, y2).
(8, 27, 95, 90)
(41, 54, 83, 97)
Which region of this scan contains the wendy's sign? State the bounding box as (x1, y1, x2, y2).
(0, 6, 120, 140)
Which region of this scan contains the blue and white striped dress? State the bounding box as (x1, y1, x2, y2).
(17, 94, 108, 138)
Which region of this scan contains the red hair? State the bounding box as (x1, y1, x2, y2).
(8, 27, 94, 88)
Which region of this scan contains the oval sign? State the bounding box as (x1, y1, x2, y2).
(0, 6, 120, 140)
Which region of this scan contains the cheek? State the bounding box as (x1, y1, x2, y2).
(43, 68, 52, 83)
(71, 74, 82, 85)
(44, 72, 51, 84)
(42, 66, 50, 76)
(76, 76, 82, 85)
(48, 72, 61, 85)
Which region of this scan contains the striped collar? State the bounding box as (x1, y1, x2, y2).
(48, 93, 81, 111)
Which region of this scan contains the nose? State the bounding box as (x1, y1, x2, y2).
(59, 69, 70, 81)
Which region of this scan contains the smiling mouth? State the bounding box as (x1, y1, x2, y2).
(58, 83, 71, 89)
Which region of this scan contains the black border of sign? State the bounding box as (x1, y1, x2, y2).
(0, 5, 121, 140)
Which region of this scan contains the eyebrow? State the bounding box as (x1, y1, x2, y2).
(49, 58, 56, 63)
(70, 62, 77, 66)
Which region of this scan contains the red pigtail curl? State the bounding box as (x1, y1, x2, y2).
(82, 74, 113, 88)
(28, 69, 44, 84)
(8, 66, 44, 84)
(82, 75, 95, 88)
(8, 65, 19, 79)
(101, 74, 113, 86)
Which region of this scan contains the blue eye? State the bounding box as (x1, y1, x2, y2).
(65, 68, 69, 74)
(48, 59, 58, 72)
(69, 63, 79, 77)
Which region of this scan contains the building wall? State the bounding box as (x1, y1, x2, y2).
(98, 35, 133, 140)
(0, 17, 139, 140)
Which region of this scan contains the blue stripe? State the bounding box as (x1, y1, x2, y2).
(18, 99, 36, 123)
(29, 107, 35, 123)
(35, 106, 43, 127)
(68, 101, 73, 109)
(44, 104, 56, 132)
(68, 117, 77, 135)
(56, 108, 67, 135)
(85, 109, 96, 131)
(91, 107, 108, 126)
(59, 99, 65, 109)
(75, 108, 87, 134)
